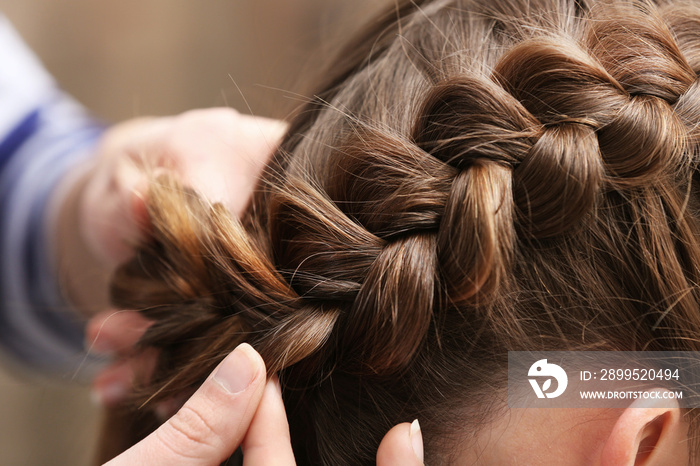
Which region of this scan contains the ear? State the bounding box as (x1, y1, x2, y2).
(600, 389, 688, 466)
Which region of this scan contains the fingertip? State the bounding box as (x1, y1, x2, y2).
(410, 420, 424, 462)
(258, 118, 288, 153)
(91, 360, 134, 407)
(85, 312, 107, 350)
(85, 310, 120, 354)
(212, 343, 265, 395)
(264, 118, 289, 140)
(240, 375, 294, 464)
(84, 310, 152, 355)
(262, 375, 286, 418)
(376, 421, 425, 466)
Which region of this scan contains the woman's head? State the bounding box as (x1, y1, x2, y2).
(112, 0, 700, 463)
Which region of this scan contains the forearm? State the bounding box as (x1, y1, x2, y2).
(0, 13, 105, 375)
(0, 105, 104, 375)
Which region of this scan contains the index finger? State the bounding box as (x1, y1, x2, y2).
(241, 376, 296, 465)
(85, 310, 152, 355)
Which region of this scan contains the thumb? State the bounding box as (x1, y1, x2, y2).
(104, 343, 266, 466)
(376, 420, 425, 466)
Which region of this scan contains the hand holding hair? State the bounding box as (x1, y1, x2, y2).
(79, 108, 287, 265)
(56, 108, 286, 314)
(87, 0, 700, 463)
(101, 343, 424, 466)
(102, 343, 292, 466)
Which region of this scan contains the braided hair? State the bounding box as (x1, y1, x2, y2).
(110, 0, 700, 463)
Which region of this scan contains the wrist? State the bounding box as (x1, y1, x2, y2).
(50, 160, 111, 316)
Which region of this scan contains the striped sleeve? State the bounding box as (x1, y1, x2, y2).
(0, 14, 105, 379)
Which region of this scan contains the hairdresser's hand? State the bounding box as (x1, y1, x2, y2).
(104, 343, 295, 466)
(81, 107, 286, 266)
(103, 343, 425, 466)
(56, 108, 286, 314)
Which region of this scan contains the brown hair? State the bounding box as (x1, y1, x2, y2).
(107, 0, 700, 463)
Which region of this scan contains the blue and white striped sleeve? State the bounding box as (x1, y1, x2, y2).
(0, 14, 105, 378)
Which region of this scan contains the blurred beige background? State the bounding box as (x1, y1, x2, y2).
(0, 1, 388, 464)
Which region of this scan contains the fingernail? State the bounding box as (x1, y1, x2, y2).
(91, 380, 129, 406)
(213, 343, 259, 394)
(410, 419, 424, 462)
